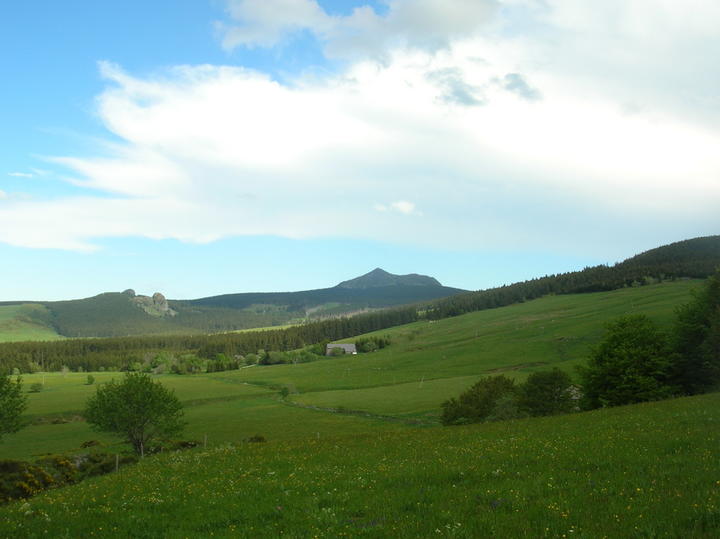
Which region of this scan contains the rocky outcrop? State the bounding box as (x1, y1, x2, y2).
(132, 292, 177, 318)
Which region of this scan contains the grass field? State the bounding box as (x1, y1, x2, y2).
(0, 372, 400, 461)
(0, 304, 62, 343)
(0, 280, 700, 462)
(1, 392, 718, 537)
(0, 280, 717, 536)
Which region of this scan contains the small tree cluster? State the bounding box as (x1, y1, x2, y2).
(579, 269, 720, 409)
(355, 336, 391, 353)
(441, 369, 574, 426)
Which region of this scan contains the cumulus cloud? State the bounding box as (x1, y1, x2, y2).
(8, 172, 33, 178)
(1, 0, 719, 254)
(220, 0, 498, 58)
(375, 201, 421, 216)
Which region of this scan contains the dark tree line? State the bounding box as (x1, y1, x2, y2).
(0, 307, 418, 373)
(426, 236, 720, 320)
(2, 236, 718, 373)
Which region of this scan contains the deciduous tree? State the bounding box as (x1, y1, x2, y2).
(518, 368, 574, 416)
(441, 375, 517, 425)
(0, 374, 27, 441)
(672, 269, 720, 393)
(579, 315, 675, 409)
(84, 373, 185, 455)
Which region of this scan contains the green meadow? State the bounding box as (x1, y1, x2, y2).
(1, 393, 718, 537)
(0, 280, 701, 461)
(1, 280, 717, 536)
(0, 304, 61, 343)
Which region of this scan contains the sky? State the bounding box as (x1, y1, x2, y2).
(1, 0, 719, 301)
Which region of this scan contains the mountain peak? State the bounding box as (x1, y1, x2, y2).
(335, 268, 442, 289)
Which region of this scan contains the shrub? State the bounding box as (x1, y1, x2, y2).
(579, 315, 676, 409)
(441, 375, 517, 425)
(29, 382, 43, 393)
(36, 455, 78, 484)
(486, 394, 527, 421)
(518, 369, 574, 416)
(355, 336, 391, 353)
(0, 460, 54, 503)
(73, 452, 138, 479)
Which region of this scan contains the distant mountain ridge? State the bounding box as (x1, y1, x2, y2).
(336, 268, 441, 289)
(0, 269, 465, 339)
(182, 269, 464, 325)
(1, 236, 718, 341)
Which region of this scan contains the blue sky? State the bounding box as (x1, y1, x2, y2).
(1, 0, 718, 301)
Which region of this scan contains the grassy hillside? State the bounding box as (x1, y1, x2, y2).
(1, 279, 717, 536)
(0, 280, 699, 461)
(0, 304, 62, 343)
(1, 392, 718, 537)
(0, 371, 401, 461)
(245, 280, 700, 416)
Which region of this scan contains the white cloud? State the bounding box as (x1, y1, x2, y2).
(391, 201, 419, 215)
(220, 0, 498, 58)
(8, 172, 33, 178)
(1, 1, 719, 255)
(0, 190, 7, 200)
(375, 201, 421, 216)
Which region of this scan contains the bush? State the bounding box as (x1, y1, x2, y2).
(518, 369, 574, 416)
(35, 455, 78, 484)
(486, 394, 527, 421)
(29, 383, 43, 393)
(579, 315, 676, 409)
(355, 336, 391, 353)
(441, 375, 517, 425)
(73, 452, 138, 479)
(86, 375, 95, 385)
(0, 460, 54, 503)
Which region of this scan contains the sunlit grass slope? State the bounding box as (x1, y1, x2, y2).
(244, 281, 700, 416)
(1, 392, 718, 538)
(0, 280, 700, 460)
(0, 304, 62, 342)
(0, 372, 400, 461)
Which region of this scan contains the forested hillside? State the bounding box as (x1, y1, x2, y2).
(0, 269, 464, 339)
(426, 235, 720, 320)
(0, 307, 419, 373)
